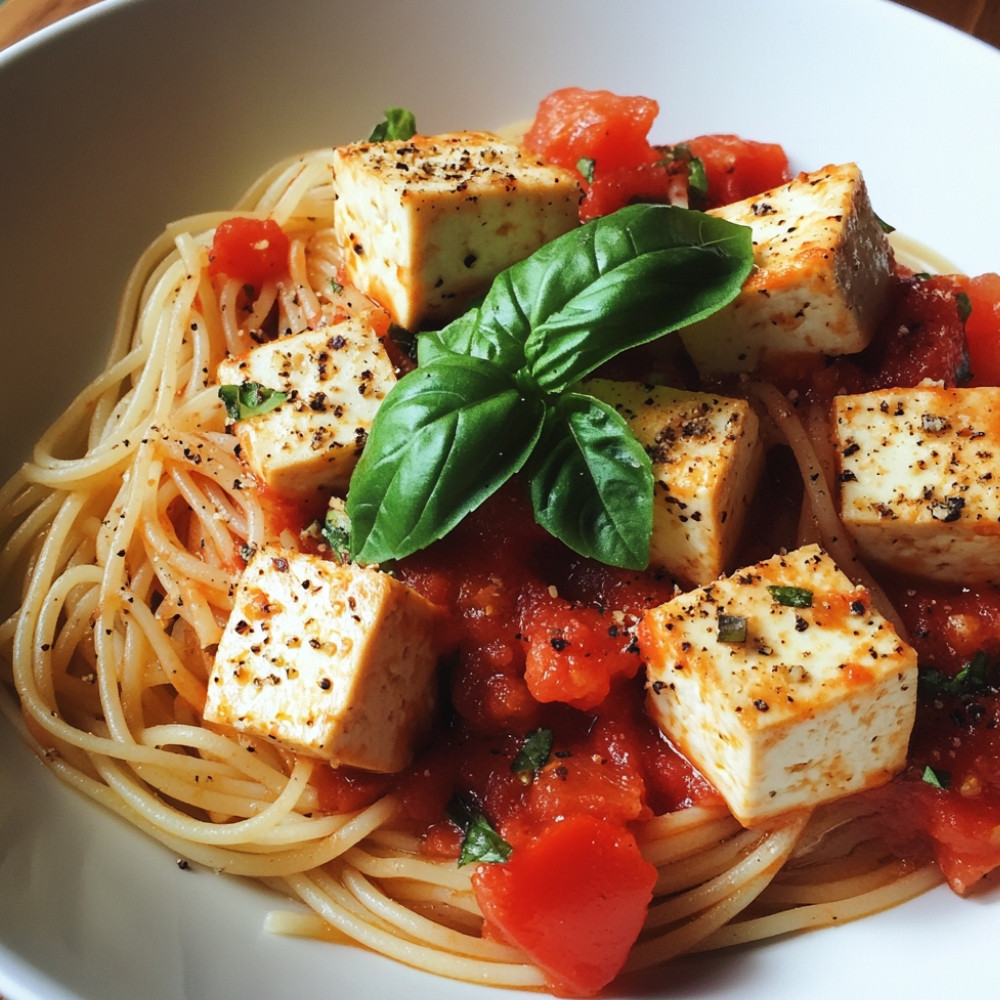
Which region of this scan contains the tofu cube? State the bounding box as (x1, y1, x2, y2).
(679, 163, 892, 376)
(217, 315, 396, 501)
(332, 131, 581, 330)
(834, 384, 1000, 583)
(204, 547, 442, 773)
(639, 543, 917, 826)
(583, 378, 763, 586)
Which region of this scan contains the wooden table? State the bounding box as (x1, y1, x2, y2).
(0, 0, 999, 50)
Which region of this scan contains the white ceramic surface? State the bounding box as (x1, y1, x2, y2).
(2, 1, 1000, 998)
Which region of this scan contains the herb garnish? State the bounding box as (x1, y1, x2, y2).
(511, 728, 554, 784)
(766, 585, 813, 609)
(346, 203, 753, 569)
(447, 796, 513, 866)
(956, 290, 972, 325)
(368, 107, 418, 142)
(576, 156, 596, 184)
(219, 382, 288, 421)
(658, 144, 708, 206)
(922, 765, 951, 789)
(717, 612, 748, 643)
(919, 650, 1000, 699)
(321, 501, 352, 563)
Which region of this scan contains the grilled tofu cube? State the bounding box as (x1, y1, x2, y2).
(639, 544, 917, 826)
(204, 547, 442, 773)
(217, 315, 395, 500)
(583, 379, 763, 586)
(679, 163, 892, 376)
(332, 131, 581, 330)
(834, 384, 1000, 583)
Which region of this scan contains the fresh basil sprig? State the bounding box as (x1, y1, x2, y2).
(347, 202, 753, 568)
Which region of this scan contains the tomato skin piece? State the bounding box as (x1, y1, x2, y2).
(472, 813, 656, 997)
(208, 216, 290, 290)
(686, 133, 790, 206)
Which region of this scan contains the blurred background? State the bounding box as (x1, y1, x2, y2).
(0, 0, 999, 50)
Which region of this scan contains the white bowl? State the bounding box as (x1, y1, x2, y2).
(2, 2, 999, 999)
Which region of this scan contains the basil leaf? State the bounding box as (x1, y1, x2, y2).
(446, 796, 513, 866)
(518, 204, 752, 390)
(417, 306, 526, 373)
(368, 107, 417, 142)
(526, 392, 653, 569)
(511, 728, 554, 781)
(347, 355, 545, 564)
(459, 813, 512, 865)
(427, 204, 751, 392)
(658, 144, 708, 206)
(687, 156, 709, 205)
(346, 202, 753, 567)
(218, 382, 288, 421)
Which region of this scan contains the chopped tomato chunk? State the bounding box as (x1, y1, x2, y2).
(524, 87, 661, 174)
(815, 273, 972, 398)
(525, 754, 646, 828)
(520, 587, 641, 710)
(959, 271, 1000, 386)
(208, 216, 290, 290)
(472, 813, 656, 996)
(685, 133, 790, 206)
(580, 161, 682, 222)
(925, 788, 1000, 893)
(312, 763, 393, 813)
(524, 87, 789, 222)
(524, 87, 677, 221)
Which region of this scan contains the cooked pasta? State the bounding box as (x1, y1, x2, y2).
(1, 97, 993, 997)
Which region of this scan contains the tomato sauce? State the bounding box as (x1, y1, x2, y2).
(314, 88, 1000, 991)
(388, 486, 718, 994)
(378, 267, 1000, 987)
(392, 484, 714, 830)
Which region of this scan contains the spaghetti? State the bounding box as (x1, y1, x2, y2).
(0, 124, 980, 996)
